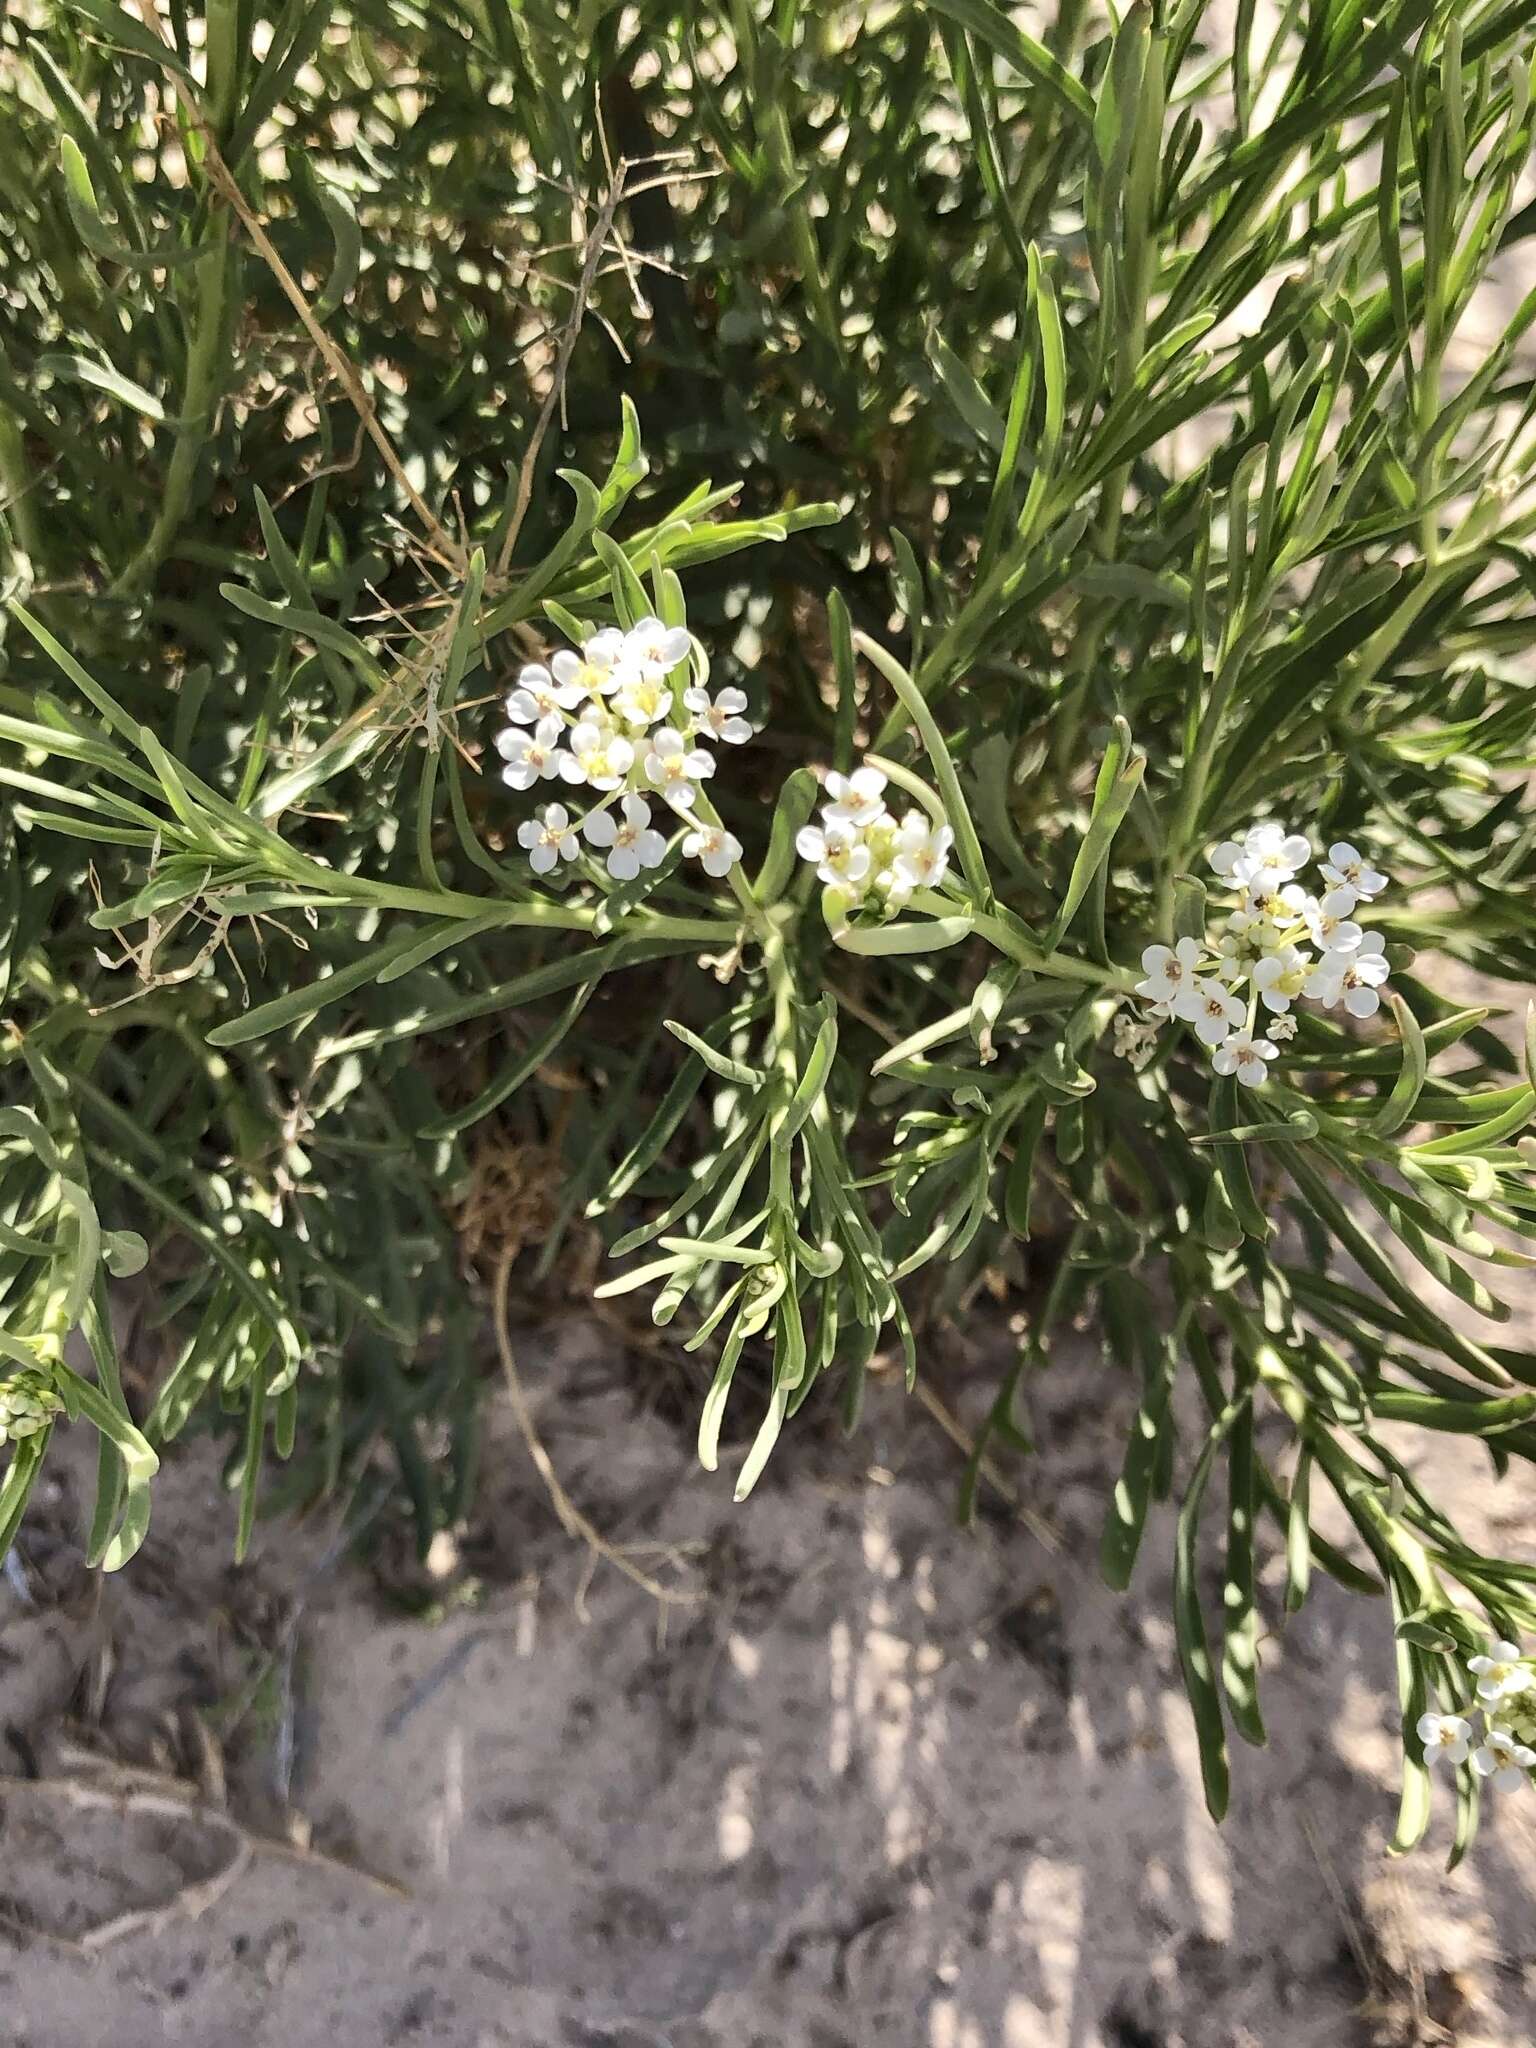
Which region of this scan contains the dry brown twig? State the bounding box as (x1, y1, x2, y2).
(0, 1765, 407, 1953)
(126, 0, 462, 574)
(491, 167, 630, 579)
(491, 1244, 699, 1617)
(909, 1372, 1063, 1552)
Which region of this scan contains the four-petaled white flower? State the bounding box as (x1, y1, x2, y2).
(1211, 1029, 1278, 1086)
(1211, 823, 1310, 890)
(567, 721, 635, 792)
(1321, 841, 1388, 905)
(583, 794, 669, 881)
(1184, 977, 1247, 1045)
(497, 714, 569, 790)
(517, 803, 579, 874)
(622, 615, 693, 681)
(1250, 945, 1310, 1014)
(1307, 931, 1390, 1017)
(796, 819, 872, 891)
(682, 823, 743, 878)
(1304, 899, 1362, 955)
(612, 672, 673, 731)
(505, 661, 588, 724)
(644, 728, 716, 810)
(1473, 1726, 1536, 1792)
(1136, 938, 1202, 1007)
(893, 812, 954, 892)
(1470, 1640, 1532, 1704)
(685, 685, 753, 746)
(551, 629, 627, 699)
(1267, 1013, 1298, 1042)
(1243, 878, 1309, 923)
(1417, 1712, 1473, 1767)
(822, 765, 888, 830)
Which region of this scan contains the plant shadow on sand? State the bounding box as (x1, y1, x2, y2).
(3, 1306, 1536, 2048)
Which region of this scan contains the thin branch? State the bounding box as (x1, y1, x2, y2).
(124, 0, 461, 571)
(491, 1245, 698, 1612)
(493, 165, 631, 579)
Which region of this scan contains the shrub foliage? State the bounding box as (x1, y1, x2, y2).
(3, 0, 1536, 1843)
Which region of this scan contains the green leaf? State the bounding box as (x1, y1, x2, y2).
(852, 632, 992, 907)
(36, 351, 165, 422)
(664, 1019, 766, 1086)
(1043, 718, 1145, 952)
(1174, 1396, 1241, 1823)
(1284, 1447, 1312, 1614)
(755, 768, 819, 902)
(1004, 1096, 1049, 1238)
(54, 1362, 158, 1573)
(1100, 1325, 1175, 1590)
(208, 929, 432, 1045)
(313, 178, 362, 321)
(919, 0, 1094, 129)
(1371, 993, 1430, 1138)
(1222, 1394, 1267, 1747)
(832, 912, 974, 955)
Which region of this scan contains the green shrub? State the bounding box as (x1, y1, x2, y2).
(3, 0, 1536, 1847)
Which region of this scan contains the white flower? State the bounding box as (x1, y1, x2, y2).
(1209, 839, 1248, 881)
(497, 714, 569, 790)
(1112, 1012, 1160, 1072)
(644, 728, 716, 810)
(1243, 879, 1309, 923)
(1303, 935, 1389, 1017)
(583, 793, 668, 881)
(822, 765, 888, 830)
(1303, 958, 1343, 1006)
(551, 629, 627, 698)
(682, 823, 743, 879)
(1417, 1712, 1473, 1767)
(1184, 978, 1247, 1045)
(1136, 937, 1203, 1006)
(1267, 1013, 1297, 1042)
(684, 685, 753, 746)
(622, 616, 693, 681)
(612, 671, 673, 732)
(504, 661, 587, 724)
(1212, 823, 1309, 889)
(892, 811, 953, 892)
(796, 820, 872, 892)
(1211, 1029, 1278, 1086)
(1250, 945, 1311, 1014)
(1304, 899, 1363, 955)
(1472, 1726, 1536, 1792)
(1469, 1640, 1532, 1705)
(1321, 841, 1388, 902)
(516, 803, 579, 874)
(567, 721, 635, 792)
(876, 865, 914, 911)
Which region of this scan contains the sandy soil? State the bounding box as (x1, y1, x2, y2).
(3, 1309, 1535, 2048)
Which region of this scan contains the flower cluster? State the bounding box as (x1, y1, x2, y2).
(496, 618, 750, 882)
(0, 1371, 61, 1447)
(1420, 1638, 1536, 1794)
(1124, 824, 1393, 1083)
(795, 763, 954, 916)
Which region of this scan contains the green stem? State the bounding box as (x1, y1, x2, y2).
(109, 219, 232, 597)
(0, 409, 44, 577)
(963, 903, 1135, 991)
